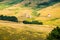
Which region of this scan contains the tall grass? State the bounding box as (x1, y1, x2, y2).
(0, 26, 45, 40)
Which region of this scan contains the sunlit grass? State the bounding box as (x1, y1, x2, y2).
(0, 26, 47, 40)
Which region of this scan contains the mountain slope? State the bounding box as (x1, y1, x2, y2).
(0, 3, 60, 26)
(0, 0, 60, 40)
(0, 20, 56, 40)
(0, 0, 60, 10)
(36, 3, 60, 26)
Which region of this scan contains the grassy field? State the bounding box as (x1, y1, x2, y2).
(0, 2, 60, 26)
(0, 21, 56, 40)
(0, 0, 60, 40)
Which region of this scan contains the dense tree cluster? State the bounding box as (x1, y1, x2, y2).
(0, 15, 18, 22)
(47, 26, 60, 40)
(50, 0, 60, 2)
(0, 0, 4, 2)
(23, 20, 43, 25)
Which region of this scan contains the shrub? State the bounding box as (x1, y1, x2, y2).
(47, 26, 60, 40)
(24, 2, 31, 7)
(0, 15, 18, 22)
(23, 20, 43, 25)
(31, 11, 40, 17)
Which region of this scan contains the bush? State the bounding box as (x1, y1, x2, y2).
(47, 26, 60, 40)
(31, 11, 40, 17)
(0, 15, 18, 22)
(24, 2, 31, 7)
(23, 20, 43, 25)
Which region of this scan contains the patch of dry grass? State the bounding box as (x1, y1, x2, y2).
(0, 22, 56, 40)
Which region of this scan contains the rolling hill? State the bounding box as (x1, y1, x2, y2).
(0, 0, 60, 40)
(0, 2, 60, 26)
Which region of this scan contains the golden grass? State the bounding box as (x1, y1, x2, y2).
(0, 2, 60, 40)
(38, 3, 60, 18)
(0, 22, 56, 40)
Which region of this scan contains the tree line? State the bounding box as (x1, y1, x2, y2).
(0, 15, 18, 22)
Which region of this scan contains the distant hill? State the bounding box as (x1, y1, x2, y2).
(0, 0, 60, 9)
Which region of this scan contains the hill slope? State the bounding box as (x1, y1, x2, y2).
(0, 0, 60, 40)
(0, 0, 60, 9)
(0, 20, 56, 40)
(0, 3, 60, 26)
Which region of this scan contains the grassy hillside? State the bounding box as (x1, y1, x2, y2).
(0, 22, 56, 40)
(0, 0, 60, 10)
(0, 0, 60, 40)
(37, 3, 60, 26)
(0, 3, 60, 26)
